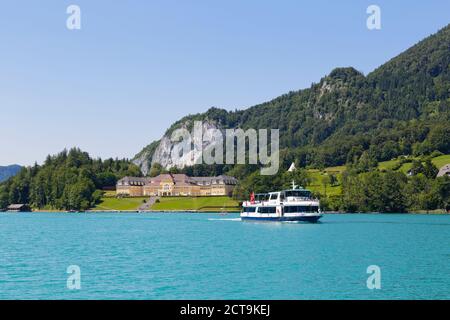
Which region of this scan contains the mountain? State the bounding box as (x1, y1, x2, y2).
(134, 24, 450, 175)
(0, 165, 22, 182)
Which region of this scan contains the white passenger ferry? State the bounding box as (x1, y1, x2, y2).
(240, 182, 322, 223)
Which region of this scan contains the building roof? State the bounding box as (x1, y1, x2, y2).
(437, 164, 450, 177)
(7, 204, 28, 209)
(189, 175, 238, 185)
(117, 174, 238, 186)
(172, 174, 191, 183)
(119, 176, 148, 183)
(217, 175, 238, 184)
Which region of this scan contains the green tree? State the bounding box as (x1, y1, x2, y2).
(0, 148, 142, 211)
(422, 159, 439, 179)
(149, 163, 164, 177)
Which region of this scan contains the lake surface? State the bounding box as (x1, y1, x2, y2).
(0, 212, 449, 300)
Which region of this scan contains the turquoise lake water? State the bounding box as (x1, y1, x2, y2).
(0, 212, 449, 300)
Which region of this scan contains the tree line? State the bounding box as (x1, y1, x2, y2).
(0, 148, 141, 211)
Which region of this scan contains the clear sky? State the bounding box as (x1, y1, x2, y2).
(1, 0, 449, 166)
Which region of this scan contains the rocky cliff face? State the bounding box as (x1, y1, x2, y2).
(133, 120, 222, 175)
(132, 152, 152, 176)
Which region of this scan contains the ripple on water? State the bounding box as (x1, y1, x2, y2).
(0, 212, 449, 299)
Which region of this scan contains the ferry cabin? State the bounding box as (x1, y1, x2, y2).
(241, 189, 321, 221)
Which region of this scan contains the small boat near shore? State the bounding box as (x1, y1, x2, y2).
(240, 182, 322, 223)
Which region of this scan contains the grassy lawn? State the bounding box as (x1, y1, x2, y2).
(308, 183, 342, 197)
(432, 154, 450, 169)
(93, 197, 148, 211)
(305, 153, 449, 197)
(398, 162, 413, 174)
(377, 154, 450, 173)
(378, 159, 402, 170)
(307, 169, 343, 197)
(151, 196, 240, 211)
(323, 165, 346, 174)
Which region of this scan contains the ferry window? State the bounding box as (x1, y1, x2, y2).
(284, 206, 295, 213)
(300, 191, 311, 198)
(286, 190, 311, 198)
(243, 207, 256, 213)
(270, 194, 278, 200)
(259, 206, 276, 214)
(280, 193, 285, 201)
(284, 206, 318, 213)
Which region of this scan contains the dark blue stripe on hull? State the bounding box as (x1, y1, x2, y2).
(241, 215, 322, 223)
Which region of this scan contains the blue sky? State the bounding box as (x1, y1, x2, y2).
(1, 0, 449, 166)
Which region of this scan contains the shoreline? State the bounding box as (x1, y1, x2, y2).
(30, 209, 242, 214)
(17, 209, 450, 215)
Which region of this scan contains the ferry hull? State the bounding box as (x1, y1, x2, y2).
(241, 215, 322, 223)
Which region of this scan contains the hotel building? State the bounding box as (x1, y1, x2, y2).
(116, 173, 238, 197)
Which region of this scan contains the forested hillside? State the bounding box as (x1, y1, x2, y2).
(0, 148, 141, 210)
(135, 24, 450, 171)
(131, 24, 450, 213)
(1, 25, 449, 213)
